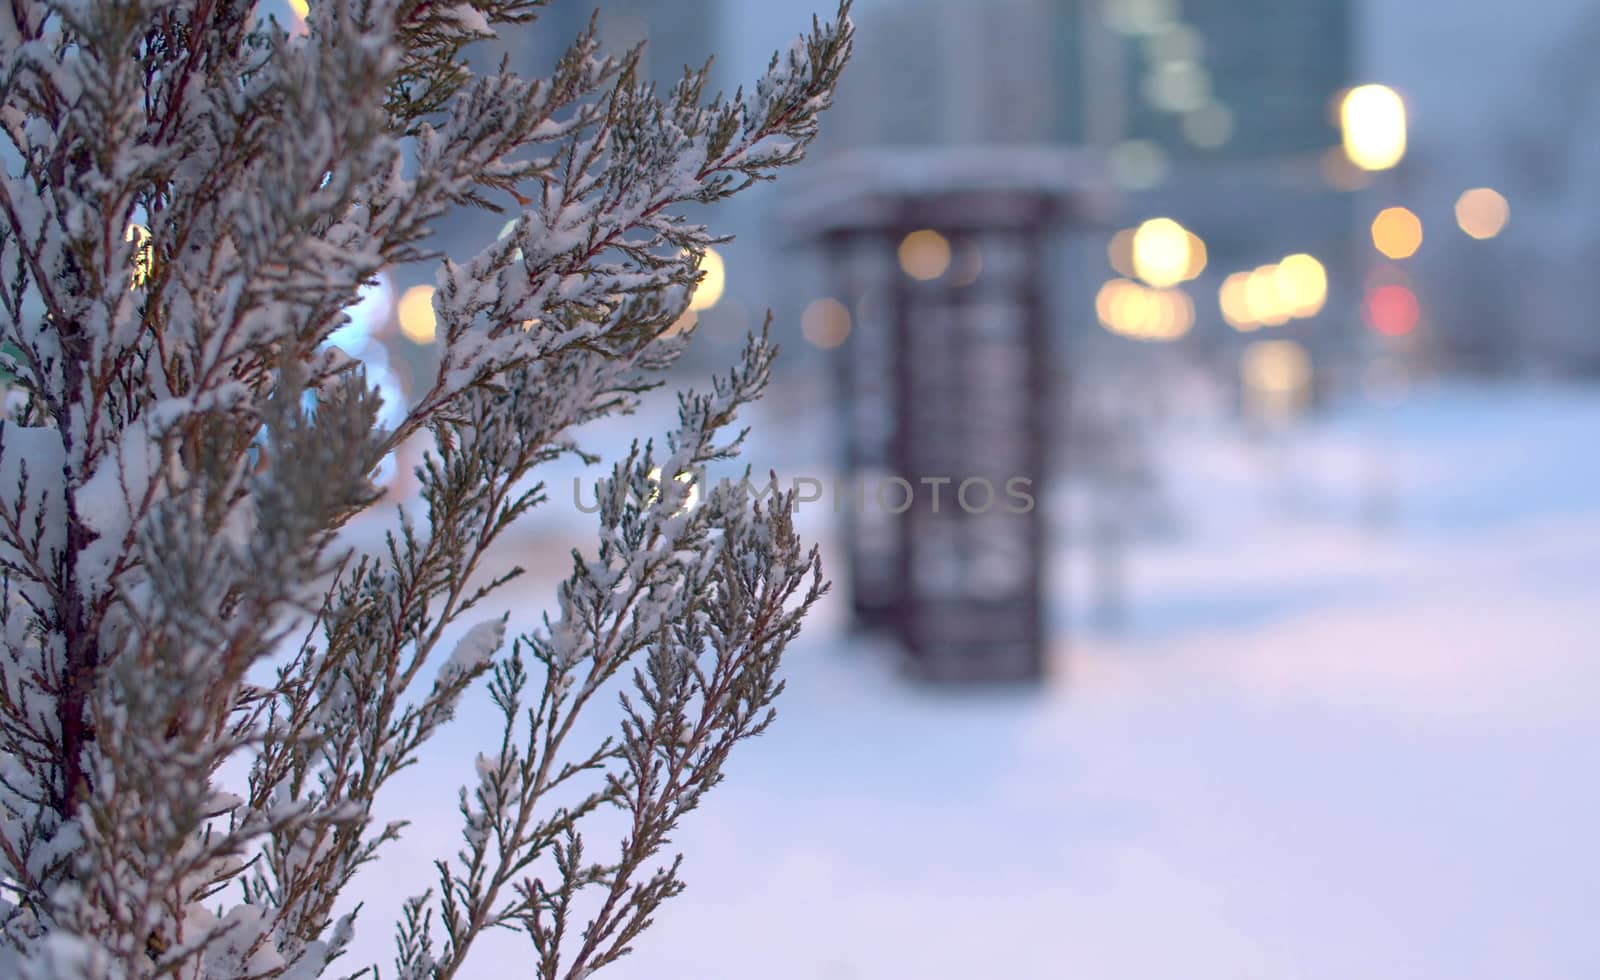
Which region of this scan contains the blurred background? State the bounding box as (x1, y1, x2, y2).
(297, 0, 1600, 975)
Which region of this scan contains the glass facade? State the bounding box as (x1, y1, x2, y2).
(1116, 0, 1354, 160)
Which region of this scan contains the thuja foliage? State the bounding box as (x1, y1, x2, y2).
(0, 0, 850, 976)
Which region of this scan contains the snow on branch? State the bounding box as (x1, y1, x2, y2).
(0, 1, 850, 977)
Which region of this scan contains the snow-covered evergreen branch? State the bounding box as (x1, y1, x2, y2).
(0, 1, 849, 976)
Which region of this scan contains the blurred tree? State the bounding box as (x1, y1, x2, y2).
(1484, 3, 1600, 373)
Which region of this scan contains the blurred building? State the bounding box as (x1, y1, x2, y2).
(400, 0, 1600, 385)
(1117, 0, 1350, 161)
(823, 0, 1072, 148)
(1103, 0, 1360, 385)
(1357, 0, 1600, 374)
(592, 0, 721, 91)
(481, 1, 721, 86)
(818, 0, 1361, 397)
(521, 2, 594, 74)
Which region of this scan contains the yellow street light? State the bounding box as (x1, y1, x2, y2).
(1371, 206, 1422, 259)
(1273, 253, 1328, 318)
(1157, 287, 1195, 340)
(1340, 84, 1406, 171)
(898, 229, 952, 281)
(1096, 278, 1125, 328)
(1131, 217, 1195, 289)
(1219, 271, 1256, 330)
(398, 285, 437, 344)
(1245, 264, 1289, 326)
(688, 246, 725, 311)
(1096, 278, 1192, 342)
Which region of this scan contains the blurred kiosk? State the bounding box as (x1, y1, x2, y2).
(788, 148, 1092, 684)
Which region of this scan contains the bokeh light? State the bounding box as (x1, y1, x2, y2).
(1371, 206, 1423, 259)
(1107, 228, 1138, 278)
(1144, 23, 1203, 64)
(1455, 188, 1510, 240)
(1220, 255, 1327, 330)
(124, 223, 153, 288)
(1273, 253, 1328, 318)
(1241, 338, 1312, 394)
(1245, 264, 1290, 326)
(898, 229, 952, 281)
(1096, 278, 1193, 341)
(663, 308, 697, 338)
(1340, 83, 1407, 171)
(1103, 0, 1179, 37)
(688, 246, 726, 311)
(1241, 339, 1314, 423)
(1143, 61, 1211, 114)
(1096, 278, 1128, 328)
(646, 467, 699, 513)
(1161, 288, 1195, 339)
(1182, 230, 1208, 281)
(801, 297, 852, 349)
(1131, 217, 1195, 289)
(1219, 272, 1256, 331)
(1366, 283, 1420, 336)
(1107, 140, 1168, 190)
(1182, 102, 1234, 149)
(397, 285, 437, 344)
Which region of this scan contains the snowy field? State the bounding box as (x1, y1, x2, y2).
(345, 379, 1600, 979)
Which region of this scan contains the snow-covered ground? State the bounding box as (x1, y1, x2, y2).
(347, 378, 1600, 979)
